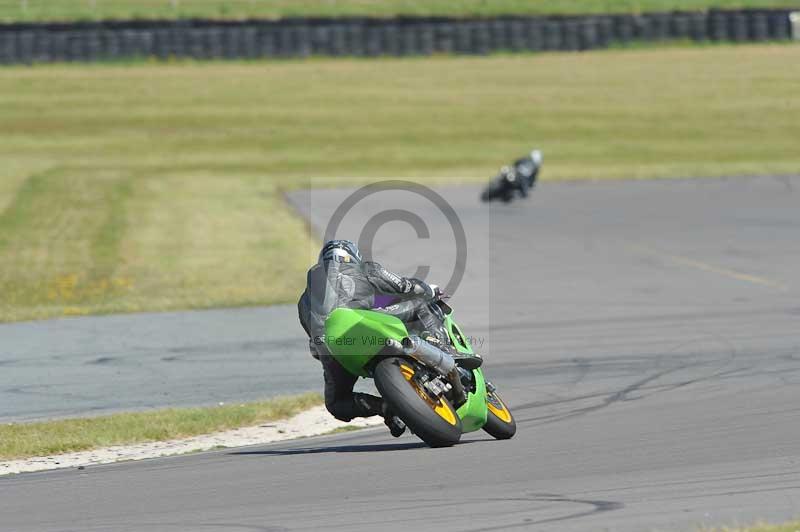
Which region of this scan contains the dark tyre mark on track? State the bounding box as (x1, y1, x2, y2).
(462, 494, 623, 532)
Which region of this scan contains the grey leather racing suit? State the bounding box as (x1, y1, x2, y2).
(297, 259, 443, 421)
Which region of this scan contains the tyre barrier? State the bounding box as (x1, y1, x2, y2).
(0, 9, 795, 64)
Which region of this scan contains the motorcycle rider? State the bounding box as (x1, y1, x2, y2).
(297, 239, 453, 437)
(481, 149, 543, 203)
(513, 149, 543, 197)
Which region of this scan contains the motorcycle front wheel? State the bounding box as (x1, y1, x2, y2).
(483, 390, 516, 440)
(374, 357, 462, 448)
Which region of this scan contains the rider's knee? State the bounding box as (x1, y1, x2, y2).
(325, 398, 354, 422)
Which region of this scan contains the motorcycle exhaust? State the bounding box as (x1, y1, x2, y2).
(402, 335, 466, 405)
(402, 335, 455, 375)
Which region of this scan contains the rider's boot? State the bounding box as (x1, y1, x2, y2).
(352, 393, 382, 416)
(357, 394, 404, 437)
(454, 352, 483, 370)
(381, 403, 406, 437)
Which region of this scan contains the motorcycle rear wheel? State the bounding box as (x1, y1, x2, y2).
(374, 357, 462, 448)
(483, 391, 516, 440)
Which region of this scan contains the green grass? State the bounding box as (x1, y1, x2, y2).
(1, 0, 798, 22)
(702, 521, 800, 532)
(0, 393, 322, 460)
(0, 44, 799, 322)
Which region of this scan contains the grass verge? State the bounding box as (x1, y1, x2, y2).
(703, 522, 800, 532)
(0, 44, 798, 322)
(0, 393, 321, 460)
(1, 1, 797, 22)
(325, 425, 368, 435)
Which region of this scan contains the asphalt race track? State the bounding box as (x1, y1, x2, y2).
(0, 306, 312, 422)
(2, 176, 799, 531)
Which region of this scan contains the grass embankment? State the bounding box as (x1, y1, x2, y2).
(1, 0, 797, 22)
(0, 393, 321, 460)
(705, 522, 800, 531)
(0, 44, 798, 321)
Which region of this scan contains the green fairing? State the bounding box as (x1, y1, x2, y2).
(325, 308, 408, 377)
(444, 314, 474, 355)
(457, 368, 488, 432)
(324, 307, 489, 432)
(445, 312, 488, 431)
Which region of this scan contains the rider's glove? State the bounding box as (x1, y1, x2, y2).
(408, 278, 436, 300)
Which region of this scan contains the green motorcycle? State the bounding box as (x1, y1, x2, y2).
(324, 296, 516, 447)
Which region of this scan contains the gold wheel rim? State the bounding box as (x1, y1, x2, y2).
(399, 364, 458, 426)
(487, 392, 512, 423)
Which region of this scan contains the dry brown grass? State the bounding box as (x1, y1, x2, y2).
(0, 393, 322, 460)
(1, 44, 798, 321)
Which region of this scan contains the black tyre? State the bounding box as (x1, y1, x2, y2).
(483, 390, 516, 440)
(374, 358, 462, 448)
(481, 183, 498, 202)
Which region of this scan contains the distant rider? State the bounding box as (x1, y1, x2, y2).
(297, 240, 453, 437)
(513, 149, 543, 197)
(481, 149, 543, 203)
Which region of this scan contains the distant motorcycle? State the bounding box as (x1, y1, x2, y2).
(481, 150, 543, 203)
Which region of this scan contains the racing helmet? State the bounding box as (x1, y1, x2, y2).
(319, 239, 362, 264)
